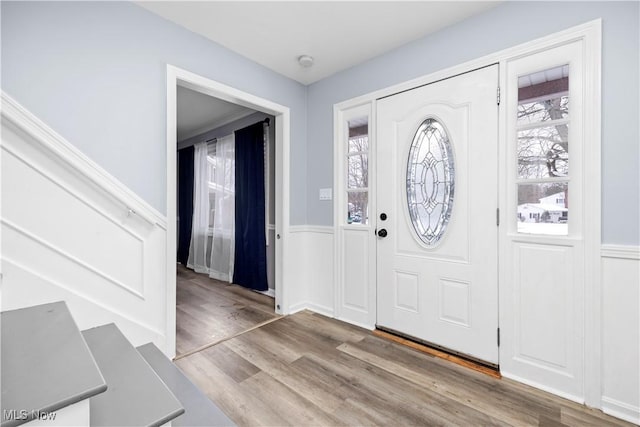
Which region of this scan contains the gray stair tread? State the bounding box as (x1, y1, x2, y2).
(82, 324, 184, 427)
(1, 301, 107, 427)
(137, 343, 235, 427)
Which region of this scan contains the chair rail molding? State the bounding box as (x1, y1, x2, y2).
(601, 244, 640, 260)
(1, 92, 167, 228)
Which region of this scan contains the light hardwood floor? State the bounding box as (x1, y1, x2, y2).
(176, 307, 632, 427)
(176, 264, 279, 357)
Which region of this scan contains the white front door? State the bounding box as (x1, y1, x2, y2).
(376, 65, 499, 364)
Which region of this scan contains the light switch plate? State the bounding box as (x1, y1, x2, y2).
(319, 188, 332, 200)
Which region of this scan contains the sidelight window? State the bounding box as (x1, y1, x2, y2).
(346, 117, 369, 224)
(516, 65, 570, 235)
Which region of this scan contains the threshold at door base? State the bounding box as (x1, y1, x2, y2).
(373, 329, 501, 379)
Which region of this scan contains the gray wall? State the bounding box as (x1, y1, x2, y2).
(1, 1, 307, 224)
(306, 1, 639, 245)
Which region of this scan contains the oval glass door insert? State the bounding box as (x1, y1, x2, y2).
(406, 118, 455, 245)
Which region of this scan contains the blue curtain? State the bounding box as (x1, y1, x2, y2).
(177, 146, 194, 266)
(233, 122, 268, 291)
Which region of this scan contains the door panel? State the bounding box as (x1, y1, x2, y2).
(376, 65, 499, 364)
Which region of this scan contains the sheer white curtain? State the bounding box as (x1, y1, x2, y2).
(187, 142, 210, 274)
(209, 134, 235, 282)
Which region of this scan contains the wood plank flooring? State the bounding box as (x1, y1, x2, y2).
(175, 309, 633, 427)
(176, 264, 278, 357)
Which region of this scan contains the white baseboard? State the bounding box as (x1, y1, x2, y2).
(500, 371, 584, 405)
(335, 315, 375, 331)
(602, 397, 640, 425)
(288, 302, 308, 314)
(305, 302, 334, 318)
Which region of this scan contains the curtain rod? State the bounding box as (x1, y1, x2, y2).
(205, 118, 270, 143)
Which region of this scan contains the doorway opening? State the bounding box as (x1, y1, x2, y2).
(174, 87, 279, 357)
(166, 65, 291, 358)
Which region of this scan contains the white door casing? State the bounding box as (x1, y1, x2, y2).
(166, 65, 292, 358)
(376, 65, 500, 364)
(335, 20, 600, 410)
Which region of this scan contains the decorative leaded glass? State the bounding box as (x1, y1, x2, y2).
(406, 118, 455, 245)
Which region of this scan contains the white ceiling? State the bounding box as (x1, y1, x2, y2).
(177, 86, 255, 141)
(138, 1, 502, 85)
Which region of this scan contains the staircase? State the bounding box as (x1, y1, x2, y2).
(1, 301, 234, 427)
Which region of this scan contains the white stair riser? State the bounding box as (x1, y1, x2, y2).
(22, 400, 89, 427)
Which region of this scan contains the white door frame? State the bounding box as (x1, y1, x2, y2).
(165, 65, 291, 358)
(333, 20, 601, 407)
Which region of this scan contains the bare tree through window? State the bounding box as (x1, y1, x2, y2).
(347, 119, 369, 224)
(517, 65, 570, 235)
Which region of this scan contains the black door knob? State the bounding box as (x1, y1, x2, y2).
(378, 228, 388, 237)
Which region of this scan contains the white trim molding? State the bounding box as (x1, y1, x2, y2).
(0, 92, 166, 228)
(166, 65, 293, 357)
(289, 225, 334, 234)
(601, 244, 640, 260)
(602, 397, 640, 426)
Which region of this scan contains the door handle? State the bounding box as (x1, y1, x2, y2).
(377, 228, 388, 238)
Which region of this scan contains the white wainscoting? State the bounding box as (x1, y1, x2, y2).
(601, 245, 640, 425)
(1, 93, 170, 350)
(286, 226, 310, 314)
(336, 226, 376, 330)
(501, 238, 585, 402)
(305, 226, 335, 316)
(288, 226, 334, 316)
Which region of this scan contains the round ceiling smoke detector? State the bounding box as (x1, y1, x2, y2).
(297, 55, 314, 68)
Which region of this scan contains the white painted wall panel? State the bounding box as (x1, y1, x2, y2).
(3, 149, 144, 295)
(1, 99, 169, 351)
(343, 229, 370, 312)
(287, 227, 334, 316)
(306, 228, 334, 316)
(601, 249, 640, 424)
(285, 228, 309, 313)
(516, 244, 572, 370)
(502, 239, 584, 403)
